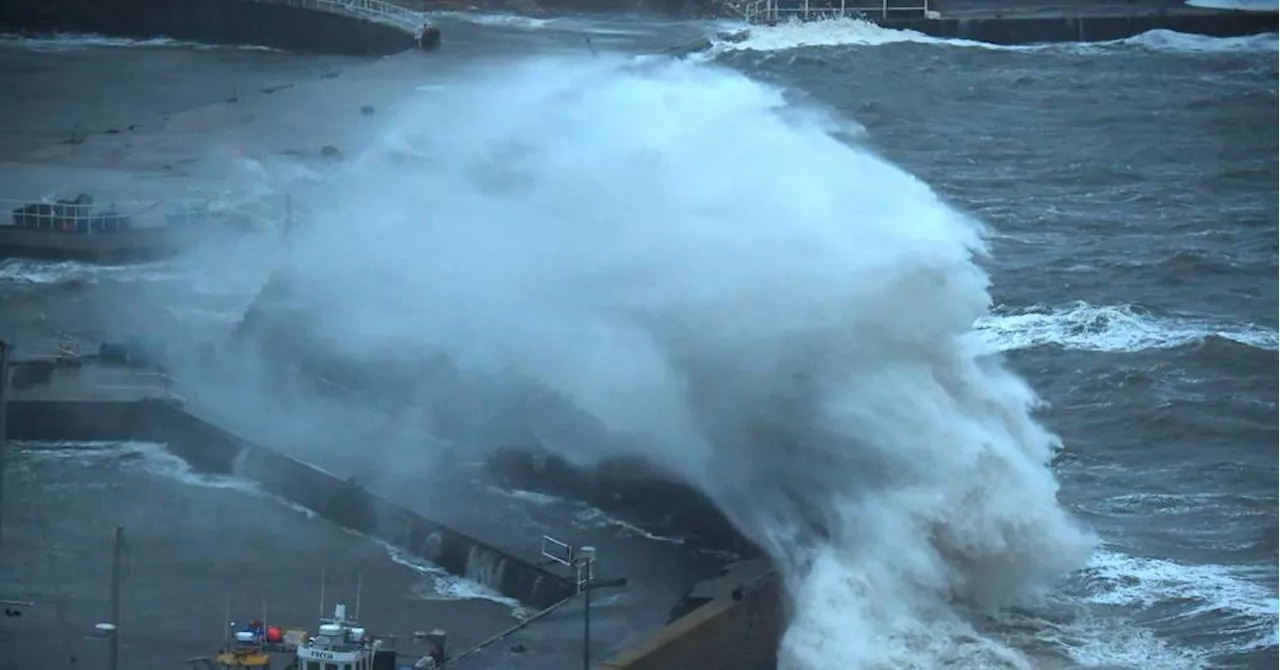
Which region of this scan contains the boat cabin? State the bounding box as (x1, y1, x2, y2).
(295, 604, 384, 670)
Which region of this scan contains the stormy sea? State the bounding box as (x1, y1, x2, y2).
(0, 13, 1275, 670)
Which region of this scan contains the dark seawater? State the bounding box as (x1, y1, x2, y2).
(0, 17, 1275, 670)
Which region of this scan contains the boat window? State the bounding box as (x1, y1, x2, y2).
(306, 663, 321, 670)
(324, 664, 339, 670)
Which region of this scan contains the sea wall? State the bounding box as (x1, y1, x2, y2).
(0, 0, 421, 56)
(137, 400, 574, 608)
(3, 397, 574, 609)
(601, 565, 783, 670)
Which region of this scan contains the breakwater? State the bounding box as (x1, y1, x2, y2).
(0, 0, 430, 55)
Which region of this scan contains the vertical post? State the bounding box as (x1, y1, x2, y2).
(840, 0, 845, 19)
(108, 526, 123, 670)
(0, 340, 9, 557)
(582, 580, 590, 670)
(579, 546, 595, 670)
(882, 0, 888, 19)
(803, 0, 809, 21)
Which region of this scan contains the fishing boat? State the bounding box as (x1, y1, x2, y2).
(191, 599, 433, 670)
(293, 603, 392, 670)
(0, 193, 257, 263)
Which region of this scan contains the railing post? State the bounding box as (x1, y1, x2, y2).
(803, 0, 809, 21)
(840, 0, 845, 19)
(882, 0, 887, 19)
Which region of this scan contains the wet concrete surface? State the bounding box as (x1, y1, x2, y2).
(181, 380, 739, 669)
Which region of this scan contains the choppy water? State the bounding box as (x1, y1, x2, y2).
(0, 15, 1275, 670)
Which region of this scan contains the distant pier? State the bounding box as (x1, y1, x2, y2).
(0, 0, 441, 55)
(723, 0, 1279, 44)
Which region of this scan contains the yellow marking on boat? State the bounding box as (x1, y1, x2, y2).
(213, 651, 271, 667)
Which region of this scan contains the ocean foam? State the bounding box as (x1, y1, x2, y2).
(977, 302, 1279, 353)
(706, 17, 1278, 55)
(0, 32, 279, 52)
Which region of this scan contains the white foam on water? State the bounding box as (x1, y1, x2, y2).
(18, 440, 262, 493)
(0, 258, 174, 285)
(276, 54, 1097, 670)
(489, 485, 563, 506)
(1187, 0, 1278, 9)
(1074, 549, 1279, 660)
(1109, 29, 1279, 54)
(572, 506, 686, 545)
(708, 17, 977, 53)
(489, 486, 688, 544)
(426, 11, 553, 30)
(976, 302, 1279, 352)
(705, 17, 1277, 55)
(0, 258, 260, 310)
(382, 543, 529, 616)
(0, 32, 279, 52)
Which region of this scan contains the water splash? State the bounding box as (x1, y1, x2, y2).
(270, 54, 1094, 668)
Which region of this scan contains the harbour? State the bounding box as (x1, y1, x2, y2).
(0, 6, 1275, 670)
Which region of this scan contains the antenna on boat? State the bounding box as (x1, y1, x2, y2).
(319, 567, 327, 619)
(223, 593, 231, 647)
(354, 573, 363, 621)
(0, 341, 9, 559)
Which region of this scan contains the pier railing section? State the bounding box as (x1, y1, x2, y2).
(726, 0, 932, 24)
(2, 195, 284, 235)
(252, 0, 428, 36)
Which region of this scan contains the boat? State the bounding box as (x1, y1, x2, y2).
(191, 600, 442, 670)
(293, 603, 392, 670)
(0, 193, 256, 263)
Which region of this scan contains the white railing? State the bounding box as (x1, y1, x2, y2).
(253, 0, 428, 35)
(730, 0, 932, 25)
(0, 196, 251, 234)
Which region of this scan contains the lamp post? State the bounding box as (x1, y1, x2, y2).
(539, 535, 626, 670)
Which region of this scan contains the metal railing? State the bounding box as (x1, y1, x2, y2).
(253, 0, 428, 35)
(0, 196, 264, 234)
(729, 0, 932, 24)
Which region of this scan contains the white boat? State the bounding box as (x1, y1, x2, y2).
(294, 603, 387, 670)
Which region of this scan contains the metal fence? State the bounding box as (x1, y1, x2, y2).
(729, 0, 932, 24)
(0, 196, 263, 234)
(254, 0, 428, 35)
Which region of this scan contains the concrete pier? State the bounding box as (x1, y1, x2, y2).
(4, 361, 577, 610)
(0, 0, 432, 55)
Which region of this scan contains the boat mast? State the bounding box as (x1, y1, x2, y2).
(354, 573, 362, 621)
(108, 526, 123, 670)
(0, 340, 9, 558)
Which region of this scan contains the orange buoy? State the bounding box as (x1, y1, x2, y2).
(266, 626, 282, 643)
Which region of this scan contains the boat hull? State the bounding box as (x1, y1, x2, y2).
(0, 223, 248, 263)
